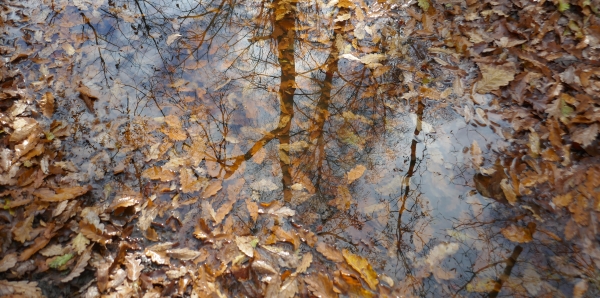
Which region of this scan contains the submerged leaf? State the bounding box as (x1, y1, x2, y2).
(476, 63, 516, 94)
(342, 249, 379, 290)
(501, 225, 533, 243)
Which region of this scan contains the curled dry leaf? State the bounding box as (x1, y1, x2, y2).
(347, 164, 366, 184)
(342, 249, 379, 290)
(61, 245, 92, 282)
(33, 185, 92, 202)
(0, 253, 18, 273)
(40, 91, 55, 117)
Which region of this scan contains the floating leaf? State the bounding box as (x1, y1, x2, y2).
(342, 249, 379, 290)
(347, 165, 366, 184)
(501, 225, 533, 243)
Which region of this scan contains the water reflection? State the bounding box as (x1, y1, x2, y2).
(7, 0, 598, 296)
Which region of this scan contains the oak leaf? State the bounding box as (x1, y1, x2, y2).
(304, 272, 338, 298)
(316, 242, 344, 263)
(12, 215, 34, 243)
(571, 123, 599, 147)
(124, 254, 144, 281)
(202, 179, 222, 198)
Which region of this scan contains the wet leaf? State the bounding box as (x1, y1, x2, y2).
(316, 242, 344, 263)
(33, 185, 92, 202)
(180, 168, 205, 193)
(342, 249, 379, 290)
(80, 222, 112, 245)
(124, 254, 144, 281)
(235, 236, 258, 257)
(304, 272, 338, 298)
(500, 179, 518, 205)
(167, 248, 202, 260)
(347, 164, 366, 184)
(142, 166, 176, 182)
(246, 198, 258, 222)
(202, 179, 222, 198)
(501, 225, 533, 243)
(61, 246, 92, 282)
(475, 63, 516, 94)
(40, 92, 55, 117)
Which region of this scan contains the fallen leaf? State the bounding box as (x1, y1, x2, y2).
(246, 199, 258, 222)
(0, 280, 43, 297)
(316, 242, 344, 263)
(12, 215, 34, 243)
(293, 252, 312, 275)
(72, 233, 91, 254)
(80, 222, 112, 245)
(471, 140, 483, 167)
(571, 123, 599, 147)
(0, 253, 17, 272)
(167, 248, 202, 260)
(202, 179, 222, 198)
(501, 225, 533, 243)
(33, 185, 92, 202)
(235, 236, 258, 257)
(500, 179, 518, 205)
(40, 92, 55, 118)
(304, 272, 338, 298)
(49, 253, 74, 269)
(166, 33, 182, 45)
(476, 63, 516, 94)
(124, 254, 144, 281)
(342, 249, 379, 290)
(347, 165, 366, 184)
(61, 245, 92, 282)
(180, 168, 205, 193)
(143, 166, 176, 182)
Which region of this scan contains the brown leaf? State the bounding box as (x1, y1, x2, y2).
(347, 165, 366, 184)
(316, 242, 344, 263)
(552, 192, 574, 208)
(124, 254, 144, 281)
(471, 141, 483, 167)
(167, 248, 202, 260)
(500, 179, 518, 205)
(180, 168, 206, 193)
(235, 236, 258, 257)
(80, 222, 112, 245)
(12, 215, 34, 243)
(571, 123, 599, 147)
(475, 63, 516, 94)
(108, 195, 142, 212)
(33, 185, 92, 202)
(501, 225, 533, 243)
(293, 252, 312, 275)
(304, 272, 338, 298)
(202, 179, 222, 198)
(10, 117, 40, 143)
(246, 199, 258, 222)
(96, 262, 110, 293)
(0, 280, 43, 297)
(142, 166, 176, 182)
(61, 245, 92, 282)
(342, 249, 379, 290)
(77, 83, 98, 113)
(40, 92, 55, 118)
(212, 197, 237, 224)
(19, 224, 56, 261)
(329, 185, 352, 211)
(0, 253, 18, 272)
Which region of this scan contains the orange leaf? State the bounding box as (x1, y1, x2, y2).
(342, 249, 379, 290)
(33, 185, 91, 202)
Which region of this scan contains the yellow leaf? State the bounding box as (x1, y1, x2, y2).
(342, 249, 379, 290)
(476, 63, 516, 94)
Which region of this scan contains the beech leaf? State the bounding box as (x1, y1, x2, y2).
(342, 249, 379, 290)
(476, 63, 516, 94)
